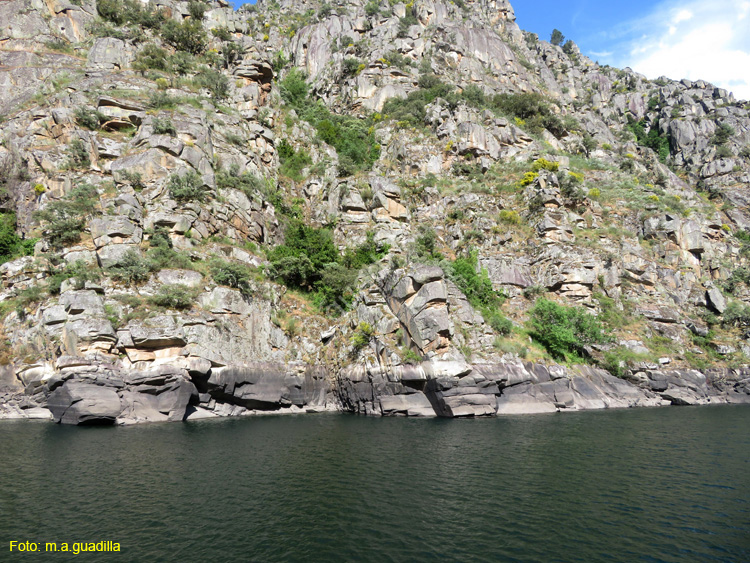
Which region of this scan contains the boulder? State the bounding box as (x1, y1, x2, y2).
(47, 382, 122, 425)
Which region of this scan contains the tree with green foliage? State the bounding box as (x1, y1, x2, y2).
(66, 139, 91, 169)
(96, 0, 164, 29)
(167, 170, 206, 202)
(268, 222, 386, 312)
(550, 29, 565, 46)
(0, 212, 36, 265)
(711, 122, 735, 146)
(277, 139, 312, 181)
(279, 70, 380, 176)
(268, 220, 338, 290)
(195, 68, 229, 99)
(210, 259, 254, 296)
(106, 249, 153, 284)
(133, 44, 169, 72)
(187, 1, 207, 20)
(627, 117, 670, 162)
(34, 184, 99, 250)
(75, 108, 105, 130)
(528, 298, 608, 361)
(150, 284, 196, 309)
(161, 19, 207, 55)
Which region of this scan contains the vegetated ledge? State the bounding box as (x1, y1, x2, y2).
(1, 358, 748, 425)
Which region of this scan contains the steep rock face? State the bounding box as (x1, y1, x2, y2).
(0, 0, 749, 423)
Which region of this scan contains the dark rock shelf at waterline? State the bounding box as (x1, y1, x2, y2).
(2, 359, 749, 424)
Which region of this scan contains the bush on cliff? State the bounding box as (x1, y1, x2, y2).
(167, 170, 206, 202)
(35, 184, 99, 250)
(0, 212, 36, 265)
(268, 223, 387, 313)
(279, 71, 380, 176)
(528, 298, 608, 362)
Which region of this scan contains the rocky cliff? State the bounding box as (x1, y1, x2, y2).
(0, 0, 749, 424)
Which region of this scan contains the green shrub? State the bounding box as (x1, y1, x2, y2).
(723, 301, 750, 327)
(528, 298, 608, 361)
(34, 184, 99, 249)
(280, 71, 379, 175)
(145, 227, 193, 271)
(271, 50, 289, 73)
(487, 311, 512, 335)
(216, 164, 263, 198)
(400, 346, 421, 364)
(169, 51, 195, 75)
(210, 259, 252, 296)
(365, 0, 380, 16)
(350, 322, 374, 350)
(279, 69, 310, 107)
(152, 116, 176, 136)
(148, 91, 178, 109)
(119, 170, 145, 190)
(627, 117, 670, 162)
(312, 262, 359, 311)
(106, 249, 154, 284)
(716, 145, 732, 158)
(721, 267, 750, 295)
(167, 170, 206, 202)
(0, 212, 36, 265)
(413, 225, 441, 260)
(397, 14, 418, 38)
(498, 210, 521, 224)
(195, 68, 229, 100)
(211, 26, 233, 41)
(383, 50, 412, 70)
(446, 252, 502, 311)
(268, 221, 386, 312)
(220, 42, 245, 69)
(75, 108, 105, 130)
(382, 75, 453, 127)
(161, 19, 207, 55)
(342, 57, 362, 77)
(711, 123, 735, 146)
(187, 0, 207, 20)
(268, 220, 338, 290)
(522, 285, 546, 299)
(48, 260, 101, 295)
(133, 44, 169, 72)
(65, 139, 90, 169)
(601, 346, 651, 378)
(492, 93, 567, 138)
(341, 231, 388, 269)
(278, 139, 312, 181)
(149, 284, 196, 309)
(96, 0, 165, 29)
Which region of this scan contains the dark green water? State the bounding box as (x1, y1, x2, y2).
(1, 406, 749, 562)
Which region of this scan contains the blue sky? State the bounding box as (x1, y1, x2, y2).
(228, 0, 750, 100)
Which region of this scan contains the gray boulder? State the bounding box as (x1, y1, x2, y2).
(47, 382, 122, 425)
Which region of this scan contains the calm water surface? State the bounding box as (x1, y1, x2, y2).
(1, 406, 749, 562)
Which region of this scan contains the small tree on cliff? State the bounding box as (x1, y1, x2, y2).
(550, 29, 565, 46)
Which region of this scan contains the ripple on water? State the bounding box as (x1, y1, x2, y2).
(0, 407, 749, 562)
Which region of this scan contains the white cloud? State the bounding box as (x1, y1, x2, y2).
(600, 0, 750, 101)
